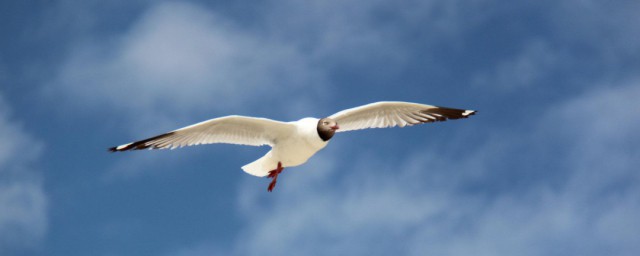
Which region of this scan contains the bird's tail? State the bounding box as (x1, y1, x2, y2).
(241, 152, 276, 177)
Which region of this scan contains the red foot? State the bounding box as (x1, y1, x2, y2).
(267, 162, 284, 192)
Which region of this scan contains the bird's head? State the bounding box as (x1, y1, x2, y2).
(317, 118, 339, 141)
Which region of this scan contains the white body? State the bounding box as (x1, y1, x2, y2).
(241, 118, 328, 176)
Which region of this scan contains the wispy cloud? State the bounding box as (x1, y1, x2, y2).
(472, 40, 560, 91)
(50, 2, 329, 130)
(470, 0, 640, 94)
(0, 94, 47, 254)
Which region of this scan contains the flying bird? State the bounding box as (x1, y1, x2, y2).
(109, 101, 476, 191)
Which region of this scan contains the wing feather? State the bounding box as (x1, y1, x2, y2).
(329, 101, 476, 132)
(109, 115, 294, 151)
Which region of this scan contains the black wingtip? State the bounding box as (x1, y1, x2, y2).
(423, 106, 477, 121)
(108, 131, 175, 153)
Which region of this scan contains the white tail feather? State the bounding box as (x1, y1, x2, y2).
(241, 152, 277, 177)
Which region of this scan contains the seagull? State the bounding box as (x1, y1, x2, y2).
(109, 101, 476, 191)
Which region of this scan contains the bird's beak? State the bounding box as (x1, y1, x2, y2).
(331, 124, 340, 130)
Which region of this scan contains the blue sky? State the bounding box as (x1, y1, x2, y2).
(1, 0, 639, 255)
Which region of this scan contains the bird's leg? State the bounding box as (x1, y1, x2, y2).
(267, 162, 284, 192)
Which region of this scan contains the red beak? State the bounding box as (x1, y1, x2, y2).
(331, 125, 340, 130)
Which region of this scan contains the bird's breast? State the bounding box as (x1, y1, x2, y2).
(272, 125, 328, 167)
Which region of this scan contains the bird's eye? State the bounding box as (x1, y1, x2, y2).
(323, 121, 329, 125)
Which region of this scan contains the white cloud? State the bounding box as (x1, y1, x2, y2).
(472, 40, 560, 91)
(0, 95, 47, 254)
(51, 1, 329, 131)
(259, 0, 495, 77)
(550, 0, 640, 57)
(0, 183, 47, 251)
(471, 1, 640, 93)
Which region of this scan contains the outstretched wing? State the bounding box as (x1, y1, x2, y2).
(329, 101, 476, 132)
(109, 115, 295, 151)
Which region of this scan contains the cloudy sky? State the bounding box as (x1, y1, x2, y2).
(1, 0, 639, 255)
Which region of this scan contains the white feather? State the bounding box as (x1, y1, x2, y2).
(329, 101, 475, 132)
(113, 115, 295, 150)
